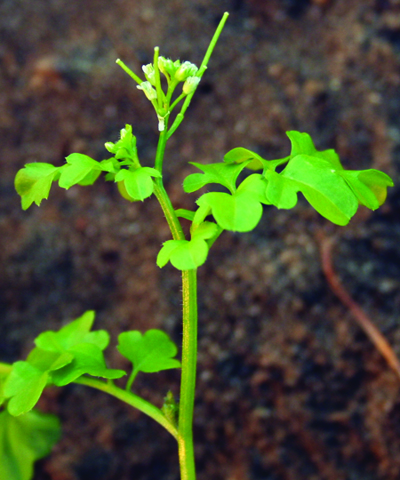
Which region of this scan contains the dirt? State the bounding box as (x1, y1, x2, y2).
(1, 0, 400, 479)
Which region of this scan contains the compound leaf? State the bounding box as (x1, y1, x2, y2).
(14, 163, 60, 210)
(117, 330, 180, 377)
(264, 170, 298, 209)
(0, 409, 61, 480)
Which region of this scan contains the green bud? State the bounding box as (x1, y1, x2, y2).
(183, 76, 201, 95)
(142, 64, 156, 85)
(158, 56, 180, 78)
(136, 81, 157, 101)
(174, 61, 198, 82)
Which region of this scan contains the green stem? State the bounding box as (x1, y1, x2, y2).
(178, 269, 198, 480)
(116, 59, 143, 85)
(167, 12, 229, 139)
(74, 377, 178, 439)
(0, 361, 178, 439)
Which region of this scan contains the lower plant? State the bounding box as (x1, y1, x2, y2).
(0, 12, 394, 480)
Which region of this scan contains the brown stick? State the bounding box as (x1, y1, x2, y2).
(318, 233, 400, 380)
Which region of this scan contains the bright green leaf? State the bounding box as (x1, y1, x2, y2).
(58, 153, 103, 189)
(14, 163, 60, 210)
(0, 409, 61, 480)
(357, 169, 394, 206)
(4, 362, 49, 416)
(282, 154, 358, 225)
(117, 330, 180, 377)
(183, 161, 250, 194)
(115, 167, 160, 201)
(264, 170, 298, 209)
(191, 221, 218, 240)
(196, 191, 263, 232)
(237, 174, 271, 205)
(51, 343, 125, 386)
(157, 238, 209, 270)
(35, 311, 109, 353)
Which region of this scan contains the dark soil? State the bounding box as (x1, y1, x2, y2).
(1, 1, 400, 479)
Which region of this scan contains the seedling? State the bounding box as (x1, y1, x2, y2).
(0, 12, 394, 480)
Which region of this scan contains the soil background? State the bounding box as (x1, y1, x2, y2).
(1, 1, 400, 479)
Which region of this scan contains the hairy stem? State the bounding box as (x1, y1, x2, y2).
(178, 269, 198, 480)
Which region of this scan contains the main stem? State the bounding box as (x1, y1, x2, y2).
(178, 269, 198, 480)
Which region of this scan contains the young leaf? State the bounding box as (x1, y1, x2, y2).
(339, 169, 394, 208)
(286, 130, 343, 169)
(115, 167, 161, 201)
(117, 330, 180, 377)
(51, 343, 125, 386)
(14, 163, 60, 210)
(224, 147, 289, 172)
(157, 239, 208, 270)
(196, 191, 263, 232)
(58, 154, 103, 189)
(3, 362, 50, 416)
(0, 409, 61, 480)
(183, 161, 250, 194)
(34, 310, 109, 353)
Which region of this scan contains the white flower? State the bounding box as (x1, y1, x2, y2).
(183, 76, 201, 95)
(136, 81, 157, 101)
(142, 64, 156, 85)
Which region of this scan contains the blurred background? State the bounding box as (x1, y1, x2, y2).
(1, 0, 400, 479)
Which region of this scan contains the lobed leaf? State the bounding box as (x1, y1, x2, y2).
(281, 154, 358, 225)
(117, 330, 180, 377)
(51, 343, 125, 386)
(0, 409, 61, 480)
(196, 191, 263, 232)
(58, 153, 103, 189)
(183, 161, 250, 194)
(14, 163, 60, 210)
(3, 362, 49, 416)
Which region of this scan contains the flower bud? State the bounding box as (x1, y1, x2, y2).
(142, 64, 156, 85)
(136, 81, 157, 101)
(158, 56, 180, 77)
(174, 61, 198, 82)
(182, 76, 201, 95)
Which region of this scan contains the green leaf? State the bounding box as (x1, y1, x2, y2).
(0, 409, 61, 480)
(263, 170, 298, 209)
(58, 154, 103, 189)
(281, 154, 358, 225)
(115, 167, 161, 201)
(286, 131, 343, 169)
(3, 362, 49, 416)
(34, 311, 109, 353)
(339, 169, 394, 208)
(190, 221, 218, 240)
(237, 174, 271, 205)
(117, 330, 180, 377)
(196, 191, 263, 232)
(14, 163, 60, 210)
(51, 343, 125, 386)
(157, 238, 209, 270)
(183, 161, 249, 194)
(105, 125, 138, 163)
(224, 147, 265, 170)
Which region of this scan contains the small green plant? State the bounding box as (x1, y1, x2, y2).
(0, 12, 394, 480)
